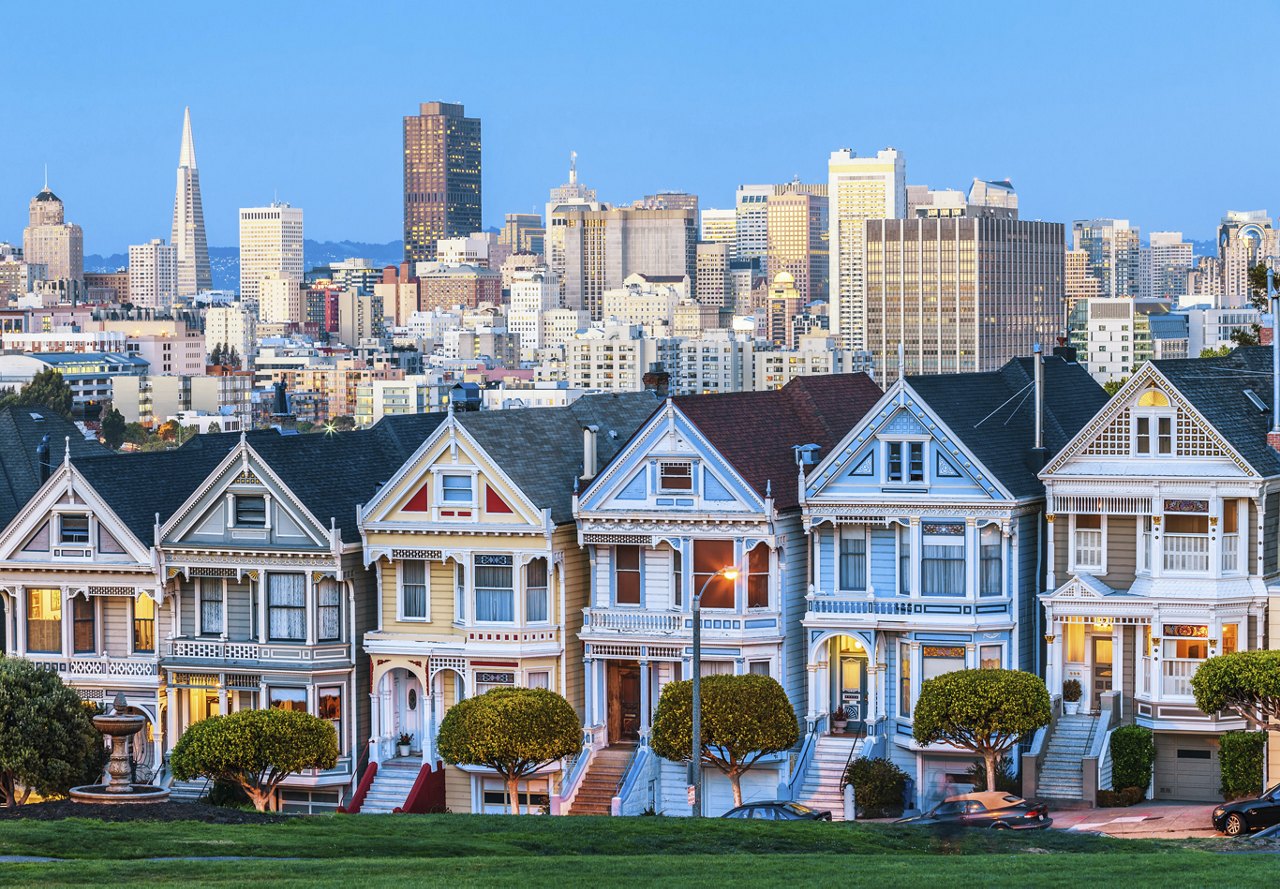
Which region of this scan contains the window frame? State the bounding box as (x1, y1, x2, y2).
(524, 557, 549, 624)
(266, 573, 306, 642)
(692, 539, 736, 610)
(234, 494, 267, 528)
(920, 523, 966, 597)
(317, 684, 343, 754)
(198, 577, 225, 637)
(58, 513, 90, 545)
(882, 438, 928, 485)
(898, 642, 912, 718)
(399, 559, 429, 622)
(72, 595, 96, 654)
(26, 587, 62, 654)
(132, 594, 156, 654)
(474, 554, 515, 623)
(317, 579, 342, 642)
(657, 460, 694, 492)
(979, 643, 1003, 670)
(267, 685, 308, 712)
(979, 523, 1004, 597)
(439, 472, 475, 506)
(837, 527, 869, 593)
(1068, 514, 1107, 574)
(613, 545, 643, 607)
(1132, 410, 1175, 457)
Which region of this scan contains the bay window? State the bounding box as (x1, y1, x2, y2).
(318, 686, 343, 753)
(475, 555, 514, 622)
(268, 686, 307, 711)
(525, 558, 548, 623)
(693, 539, 735, 609)
(979, 644, 1002, 670)
(318, 579, 341, 641)
(747, 543, 769, 608)
(1163, 512, 1209, 573)
(921, 645, 967, 681)
(614, 545, 642, 605)
(27, 588, 62, 653)
(921, 523, 965, 596)
(400, 560, 428, 620)
(897, 525, 912, 596)
(199, 578, 224, 636)
(267, 573, 305, 641)
(898, 643, 912, 718)
(839, 530, 867, 592)
(979, 525, 1002, 596)
(454, 562, 466, 622)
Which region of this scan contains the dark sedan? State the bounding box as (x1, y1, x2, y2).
(722, 801, 832, 821)
(895, 792, 1052, 830)
(1213, 784, 1280, 836)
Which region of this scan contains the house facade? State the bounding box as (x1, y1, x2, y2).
(571, 375, 882, 815)
(358, 393, 655, 813)
(1039, 349, 1274, 801)
(798, 353, 1106, 809)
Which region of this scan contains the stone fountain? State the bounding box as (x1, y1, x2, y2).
(69, 692, 170, 804)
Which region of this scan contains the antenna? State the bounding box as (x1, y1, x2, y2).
(569, 150, 577, 185)
(43, 163, 48, 190)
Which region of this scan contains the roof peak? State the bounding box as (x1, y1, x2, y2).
(178, 106, 197, 169)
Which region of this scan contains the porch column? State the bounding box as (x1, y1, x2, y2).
(865, 663, 880, 732)
(1047, 621, 1063, 695)
(639, 660, 651, 741)
(165, 686, 177, 753)
(1045, 514, 1056, 590)
(423, 687, 434, 766)
(1112, 622, 1125, 715)
(965, 518, 978, 599)
(806, 663, 820, 721)
(583, 658, 595, 727)
(15, 586, 26, 654)
(369, 691, 382, 765)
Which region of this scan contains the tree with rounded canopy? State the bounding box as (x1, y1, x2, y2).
(170, 708, 339, 811)
(1192, 651, 1280, 730)
(912, 669, 1050, 793)
(649, 673, 799, 808)
(0, 369, 74, 420)
(436, 687, 581, 815)
(0, 658, 104, 806)
(100, 406, 126, 450)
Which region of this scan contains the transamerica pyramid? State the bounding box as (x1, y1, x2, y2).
(171, 107, 212, 296)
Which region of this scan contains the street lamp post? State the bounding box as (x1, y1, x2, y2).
(691, 564, 737, 817)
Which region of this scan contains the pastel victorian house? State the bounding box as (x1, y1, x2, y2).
(1039, 348, 1274, 802)
(570, 375, 881, 816)
(358, 394, 655, 814)
(154, 425, 437, 812)
(796, 352, 1105, 812)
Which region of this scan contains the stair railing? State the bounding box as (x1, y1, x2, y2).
(394, 760, 446, 814)
(338, 740, 378, 814)
(551, 735, 594, 815)
(1081, 708, 1113, 805)
(785, 730, 819, 800)
(611, 745, 653, 816)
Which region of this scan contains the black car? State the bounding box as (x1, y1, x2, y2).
(1213, 784, 1280, 836)
(894, 792, 1052, 830)
(722, 801, 832, 821)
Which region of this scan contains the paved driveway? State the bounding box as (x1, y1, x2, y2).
(1050, 801, 1219, 838)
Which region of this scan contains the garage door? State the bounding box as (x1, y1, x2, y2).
(1154, 734, 1219, 801)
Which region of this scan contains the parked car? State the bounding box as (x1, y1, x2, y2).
(1213, 784, 1280, 836)
(1246, 822, 1280, 841)
(722, 801, 832, 821)
(895, 792, 1052, 830)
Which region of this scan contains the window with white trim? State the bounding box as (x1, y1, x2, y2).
(400, 560, 428, 620)
(838, 529, 867, 592)
(454, 561, 466, 622)
(199, 578, 224, 636)
(615, 545, 642, 605)
(1070, 514, 1105, 573)
(885, 441, 925, 483)
(318, 685, 343, 753)
(267, 574, 305, 641)
(59, 513, 89, 544)
(475, 555, 514, 622)
(898, 642, 912, 718)
(318, 579, 342, 642)
(525, 558, 548, 623)
(921, 523, 965, 596)
(526, 671, 550, 690)
(979, 525, 1002, 596)
(1133, 389, 1174, 456)
(979, 644, 1002, 670)
(441, 474, 474, 504)
(897, 525, 912, 596)
(234, 495, 266, 527)
(658, 461, 693, 491)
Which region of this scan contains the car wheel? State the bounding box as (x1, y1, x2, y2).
(1224, 814, 1247, 837)
(992, 822, 1010, 830)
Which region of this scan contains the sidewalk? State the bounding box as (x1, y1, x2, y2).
(1049, 801, 1219, 839)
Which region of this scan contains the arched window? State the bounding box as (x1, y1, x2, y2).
(1133, 387, 1174, 455)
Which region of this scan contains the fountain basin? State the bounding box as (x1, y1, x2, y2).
(69, 784, 170, 804)
(70, 692, 171, 805)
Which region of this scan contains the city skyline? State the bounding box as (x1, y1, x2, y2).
(4, 2, 1277, 256)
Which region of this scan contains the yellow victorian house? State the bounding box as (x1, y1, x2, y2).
(357, 393, 656, 813)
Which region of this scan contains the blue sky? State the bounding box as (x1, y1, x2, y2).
(3, 1, 1273, 254)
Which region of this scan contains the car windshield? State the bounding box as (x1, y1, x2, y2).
(782, 802, 814, 815)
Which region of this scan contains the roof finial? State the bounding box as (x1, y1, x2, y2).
(64, 435, 70, 464)
(43, 163, 48, 191)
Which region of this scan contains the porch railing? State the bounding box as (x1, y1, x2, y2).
(164, 638, 351, 663)
(805, 597, 916, 616)
(1162, 534, 1209, 573)
(1162, 657, 1201, 698)
(582, 610, 683, 635)
(28, 656, 158, 678)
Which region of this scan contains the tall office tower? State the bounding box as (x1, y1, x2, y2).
(863, 216, 1065, 384)
(1072, 218, 1140, 298)
(696, 241, 733, 307)
(766, 190, 828, 303)
(556, 207, 697, 321)
(127, 239, 178, 312)
(828, 147, 907, 349)
(403, 102, 482, 263)
(1139, 232, 1193, 301)
(171, 107, 212, 296)
(258, 272, 304, 325)
(701, 208, 736, 246)
(499, 213, 545, 256)
(545, 153, 602, 299)
(239, 203, 304, 307)
(1217, 210, 1276, 303)
(734, 184, 773, 276)
(23, 182, 84, 285)
(1065, 248, 1102, 324)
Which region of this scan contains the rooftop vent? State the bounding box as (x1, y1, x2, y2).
(1245, 389, 1269, 413)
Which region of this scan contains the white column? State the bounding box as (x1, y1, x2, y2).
(910, 518, 922, 599)
(221, 579, 228, 640)
(165, 686, 178, 753)
(583, 659, 595, 727)
(639, 660, 651, 740)
(1048, 622, 1063, 695)
(1112, 623, 1125, 713)
(1210, 498, 1224, 579)
(1045, 514, 1057, 590)
(61, 589, 72, 656)
(256, 576, 267, 644)
(15, 586, 26, 654)
(369, 691, 382, 765)
(194, 580, 202, 637)
(305, 575, 316, 646)
(806, 663, 819, 720)
(965, 519, 978, 599)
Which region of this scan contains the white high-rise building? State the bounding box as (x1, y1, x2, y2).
(1139, 232, 1193, 302)
(701, 209, 737, 247)
(734, 185, 772, 275)
(239, 202, 303, 306)
(171, 107, 212, 296)
(828, 147, 906, 349)
(258, 272, 304, 325)
(205, 304, 257, 369)
(127, 239, 178, 312)
(508, 267, 560, 354)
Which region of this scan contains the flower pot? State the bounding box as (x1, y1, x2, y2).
(397, 744, 411, 757)
(1063, 701, 1080, 716)
(833, 720, 848, 734)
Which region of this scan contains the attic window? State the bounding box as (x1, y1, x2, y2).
(658, 461, 693, 491)
(59, 514, 89, 544)
(235, 495, 267, 527)
(886, 441, 925, 483)
(1137, 388, 1170, 408)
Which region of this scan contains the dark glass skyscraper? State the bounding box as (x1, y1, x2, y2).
(403, 102, 482, 263)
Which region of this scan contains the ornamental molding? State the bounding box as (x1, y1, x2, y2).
(578, 519, 771, 536)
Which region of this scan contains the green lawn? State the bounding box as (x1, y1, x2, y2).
(0, 815, 1274, 888)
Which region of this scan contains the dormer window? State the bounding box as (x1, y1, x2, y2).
(441, 474, 474, 505)
(1133, 388, 1173, 456)
(658, 461, 693, 491)
(885, 441, 925, 483)
(235, 495, 266, 527)
(59, 514, 89, 544)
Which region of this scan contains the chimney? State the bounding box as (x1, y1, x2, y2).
(1029, 344, 1048, 469)
(582, 424, 599, 480)
(36, 434, 51, 483)
(1052, 345, 1078, 363)
(642, 362, 669, 398)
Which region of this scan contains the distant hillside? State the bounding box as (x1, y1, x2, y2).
(86, 239, 406, 292)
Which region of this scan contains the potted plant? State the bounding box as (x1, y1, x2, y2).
(397, 732, 412, 757)
(832, 705, 849, 734)
(1062, 679, 1082, 715)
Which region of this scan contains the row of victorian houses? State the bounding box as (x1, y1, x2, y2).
(0, 345, 1277, 815)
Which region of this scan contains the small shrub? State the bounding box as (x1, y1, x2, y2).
(843, 756, 908, 818)
(1219, 731, 1265, 801)
(964, 756, 1020, 794)
(1097, 786, 1144, 807)
(1110, 725, 1154, 793)
(1062, 679, 1082, 703)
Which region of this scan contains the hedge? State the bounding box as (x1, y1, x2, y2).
(844, 757, 908, 818)
(1219, 731, 1265, 801)
(1109, 724, 1154, 793)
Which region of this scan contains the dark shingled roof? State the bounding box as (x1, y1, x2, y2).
(455, 391, 658, 523)
(1150, 346, 1280, 476)
(905, 355, 1108, 499)
(0, 407, 111, 531)
(672, 374, 884, 511)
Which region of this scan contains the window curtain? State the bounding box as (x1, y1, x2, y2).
(921, 545, 964, 596)
(475, 564, 514, 622)
(839, 534, 867, 591)
(318, 580, 341, 641)
(401, 561, 427, 618)
(525, 559, 548, 623)
(268, 574, 306, 641)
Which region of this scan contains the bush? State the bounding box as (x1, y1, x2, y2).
(1098, 786, 1144, 807)
(964, 755, 1020, 794)
(1062, 679, 1082, 703)
(1219, 731, 1265, 801)
(1110, 724, 1154, 793)
(843, 756, 908, 818)
(204, 778, 251, 809)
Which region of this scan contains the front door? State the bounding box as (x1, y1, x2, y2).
(839, 655, 867, 728)
(396, 672, 423, 753)
(1091, 637, 1113, 711)
(607, 661, 641, 744)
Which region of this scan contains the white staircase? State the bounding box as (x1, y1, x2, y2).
(359, 759, 422, 814)
(1036, 713, 1101, 801)
(794, 735, 859, 820)
(168, 778, 209, 802)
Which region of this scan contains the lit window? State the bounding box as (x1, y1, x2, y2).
(133, 595, 155, 653)
(268, 686, 307, 712)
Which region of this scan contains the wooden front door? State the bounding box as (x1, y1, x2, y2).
(607, 661, 641, 744)
(1091, 637, 1113, 710)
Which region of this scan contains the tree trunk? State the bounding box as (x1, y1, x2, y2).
(730, 771, 743, 807)
(985, 752, 998, 794)
(246, 785, 271, 812)
(507, 776, 521, 816)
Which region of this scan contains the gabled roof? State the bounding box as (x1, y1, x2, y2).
(905, 355, 1107, 499)
(0, 407, 111, 531)
(671, 374, 883, 511)
(452, 391, 658, 524)
(1149, 346, 1280, 477)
